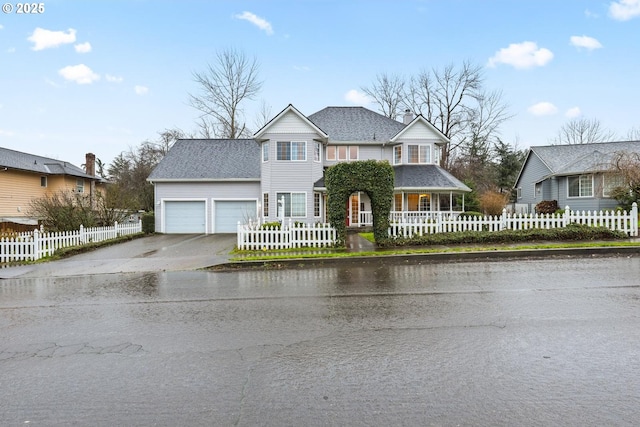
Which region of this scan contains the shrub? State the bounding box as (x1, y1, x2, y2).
(460, 211, 483, 218)
(479, 191, 509, 215)
(141, 212, 155, 234)
(261, 222, 282, 229)
(536, 200, 559, 214)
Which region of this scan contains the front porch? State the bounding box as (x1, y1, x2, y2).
(347, 191, 466, 227)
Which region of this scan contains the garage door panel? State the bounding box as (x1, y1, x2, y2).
(165, 201, 206, 233)
(215, 201, 256, 233)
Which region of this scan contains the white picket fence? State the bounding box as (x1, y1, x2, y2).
(0, 221, 143, 263)
(237, 220, 337, 250)
(389, 203, 639, 238)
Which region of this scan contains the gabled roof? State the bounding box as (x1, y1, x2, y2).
(390, 114, 449, 144)
(393, 165, 471, 192)
(253, 104, 328, 141)
(308, 106, 405, 142)
(148, 139, 260, 181)
(0, 146, 100, 180)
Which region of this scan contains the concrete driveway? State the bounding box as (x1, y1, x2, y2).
(0, 234, 236, 279)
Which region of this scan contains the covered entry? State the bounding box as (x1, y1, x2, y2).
(214, 200, 257, 233)
(164, 200, 206, 233)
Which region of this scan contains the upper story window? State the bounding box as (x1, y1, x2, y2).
(568, 174, 593, 198)
(393, 146, 402, 165)
(76, 179, 85, 193)
(277, 141, 306, 161)
(314, 142, 321, 162)
(408, 144, 430, 164)
(262, 142, 269, 162)
(326, 145, 358, 161)
(40, 176, 47, 187)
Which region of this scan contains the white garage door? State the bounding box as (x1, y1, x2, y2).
(164, 201, 206, 233)
(215, 200, 257, 233)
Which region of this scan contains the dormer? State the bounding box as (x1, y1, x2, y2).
(389, 114, 449, 166)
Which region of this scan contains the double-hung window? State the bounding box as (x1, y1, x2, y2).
(76, 179, 84, 193)
(262, 142, 269, 162)
(407, 144, 430, 164)
(393, 146, 402, 165)
(263, 193, 269, 217)
(568, 174, 593, 198)
(276, 192, 306, 217)
(277, 141, 306, 161)
(603, 174, 626, 198)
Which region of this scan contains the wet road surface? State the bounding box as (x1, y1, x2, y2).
(1, 255, 639, 426)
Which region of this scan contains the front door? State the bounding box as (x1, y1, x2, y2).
(347, 193, 359, 226)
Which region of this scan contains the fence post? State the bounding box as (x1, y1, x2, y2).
(79, 224, 85, 244)
(237, 221, 242, 250)
(114, 221, 119, 238)
(564, 206, 570, 227)
(632, 202, 638, 237)
(32, 228, 39, 261)
(501, 208, 507, 231)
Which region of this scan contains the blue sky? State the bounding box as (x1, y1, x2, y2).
(1, 0, 639, 168)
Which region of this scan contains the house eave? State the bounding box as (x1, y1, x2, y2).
(147, 178, 261, 183)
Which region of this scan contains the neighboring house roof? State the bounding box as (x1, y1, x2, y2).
(393, 165, 471, 192)
(308, 107, 406, 142)
(148, 139, 260, 181)
(313, 165, 471, 193)
(515, 140, 640, 186)
(0, 146, 100, 180)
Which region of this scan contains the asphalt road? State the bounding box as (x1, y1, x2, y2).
(0, 234, 236, 279)
(1, 255, 639, 426)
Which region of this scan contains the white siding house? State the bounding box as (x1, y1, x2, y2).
(148, 104, 471, 233)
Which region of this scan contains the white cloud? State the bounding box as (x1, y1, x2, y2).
(58, 64, 100, 84)
(28, 27, 76, 51)
(234, 11, 274, 35)
(293, 65, 311, 72)
(0, 128, 15, 136)
(528, 102, 558, 116)
(584, 9, 599, 18)
(0, 24, 4, 30)
(74, 42, 92, 53)
(609, 0, 640, 20)
(570, 35, 602, 50)
(344, 89, 371, 105)
(106, 74, 123, 83)
(7, 47, 16, 53)
(487, 41, 553, 69)
(134, 85, 149, 95)
(565, 107, 582, 118)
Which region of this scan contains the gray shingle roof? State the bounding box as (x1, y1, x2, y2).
(0, 146, 98, 180)
(532, 140, 640, 175)
(314, 165, 471, 192)
(308, 107, 406, 142)
(148, 139, 260, 180)
(394, 165, 471, 192)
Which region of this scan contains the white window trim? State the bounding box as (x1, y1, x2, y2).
(262, 142, 269, 162)
(76, 179, 85, 193)
(517, 187, 522, 200)
(276, 141, 307, 161)
(314, 142, 322, 163)
(603, 174, 625, 198)
(393, 145, 402, 165)
(276, 191, 307, 218)
(407, 144, 430, 164)
(567, 174, 594, 198)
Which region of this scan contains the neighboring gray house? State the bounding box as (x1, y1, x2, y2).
(148, 104, 471, 234)
(514, 140, 640, 213)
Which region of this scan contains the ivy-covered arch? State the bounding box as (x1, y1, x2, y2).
(325, 160, 395, 245)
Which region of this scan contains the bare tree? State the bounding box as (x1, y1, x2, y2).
(189, 48, 262, 138)
(360, 73, 405, 119)
(253, 99, 273, 131)
(403, 61, 487, 167)
(608, 151, 640, 209)
(625, 126, 640, 141)
(553, 117, 616, 145)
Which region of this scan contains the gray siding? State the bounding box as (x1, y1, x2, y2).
(516, 152, 552, 211)
(260, 133, 324, 223)
(557, 174, 619, 212)
(154, 181, 260, 233)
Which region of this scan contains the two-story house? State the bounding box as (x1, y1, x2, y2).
(0, 148, 106, 229)
(148, 104, 471, 234)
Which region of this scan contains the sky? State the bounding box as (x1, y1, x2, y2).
(1, 0, 639, 169)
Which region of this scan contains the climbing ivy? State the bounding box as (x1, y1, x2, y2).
(325, 160, 395, 245)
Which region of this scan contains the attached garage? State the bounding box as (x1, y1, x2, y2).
(214, 200, 257, 233)
(164, 200, 206, 233)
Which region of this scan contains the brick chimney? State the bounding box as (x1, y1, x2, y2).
(85, 152, 96, 176)
(403, 109, 414, 125)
